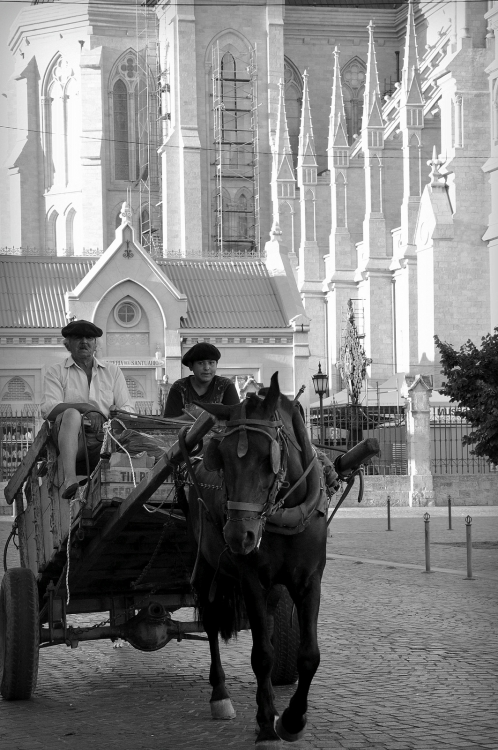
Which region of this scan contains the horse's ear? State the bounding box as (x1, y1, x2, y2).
(261, 372, 280, 415)
(192, 401, 233, 420)
(203, 437, 223, 472)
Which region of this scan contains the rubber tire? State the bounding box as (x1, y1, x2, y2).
(0, 567, 39, 700)
(271, 587, 299, 686)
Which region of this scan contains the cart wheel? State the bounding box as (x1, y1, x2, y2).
(0, 567, 39, 700)
(271, 586, 299, 686)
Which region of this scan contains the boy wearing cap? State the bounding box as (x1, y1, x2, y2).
(41, 320, 134, 499)
(163, 342, 239, 418)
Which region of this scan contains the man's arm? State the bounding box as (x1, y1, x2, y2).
(112, 367, 135, 413)
(46, 402, 96, 421)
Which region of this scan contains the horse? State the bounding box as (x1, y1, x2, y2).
(184, 372, 329, 747)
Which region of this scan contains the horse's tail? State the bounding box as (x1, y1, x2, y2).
(191, 555, 245, 642)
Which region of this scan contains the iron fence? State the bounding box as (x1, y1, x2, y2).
(0, 404, 162, 481)
(430, 406, 495, 474)
(308, 404, 407, 475)
(0, 411, 42, 482)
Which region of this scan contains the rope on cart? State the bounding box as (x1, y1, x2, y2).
(101, 419, 137, 488)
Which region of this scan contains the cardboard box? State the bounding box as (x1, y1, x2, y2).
(109, 452, 155, 469)
(100, 482, 175, 502)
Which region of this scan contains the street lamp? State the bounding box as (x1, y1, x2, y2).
(312, 362, 329, 445)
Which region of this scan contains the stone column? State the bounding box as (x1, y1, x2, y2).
(405, 374, 434, 507)
(80, 47, 105, 252)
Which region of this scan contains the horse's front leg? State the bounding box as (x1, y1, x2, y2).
(203, 603, 236, 720)
(242, 576, 281, 746)
(277, 570, 322, 742)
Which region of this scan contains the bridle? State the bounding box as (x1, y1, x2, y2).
(214, 402, 317, 528)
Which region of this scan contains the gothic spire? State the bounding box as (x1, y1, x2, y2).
(362, 21, 383, 131)
(401, 0, 423, 105)
(274, 80, 294, 182)
(328, 46, 348, 151)
(298, 70, 317, 175)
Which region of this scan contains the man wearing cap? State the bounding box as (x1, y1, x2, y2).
(163, 342, 239, 418)
(41, 320, 134, 499)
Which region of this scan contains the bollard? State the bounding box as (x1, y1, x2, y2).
(448, 494, 452, 531)
(465, 515, 475, 580)
(387, 495, 392, 531)
(423, 512, 432, 573)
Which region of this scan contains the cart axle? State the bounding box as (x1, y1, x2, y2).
(40, 602, 206, 650)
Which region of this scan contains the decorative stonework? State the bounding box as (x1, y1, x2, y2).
(184, 336, 291, 346)
(107, 333, 149, 347)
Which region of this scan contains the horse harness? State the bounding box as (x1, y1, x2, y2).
(207, 400, 318, 530)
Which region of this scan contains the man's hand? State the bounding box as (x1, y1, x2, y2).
(85, 411, 105, 434)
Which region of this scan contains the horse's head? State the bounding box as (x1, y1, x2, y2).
(198, 372, 294, 555)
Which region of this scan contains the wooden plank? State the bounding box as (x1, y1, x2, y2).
(39, 476, 55, 565)
(30, 473, 46, 570)
(48, 447, 62, 550)
(66, 412, 216, 587)
(4, 422, 51, 504)
(24, 501, 39, 577)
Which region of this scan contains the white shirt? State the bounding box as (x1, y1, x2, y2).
(41, 356, 134, 419)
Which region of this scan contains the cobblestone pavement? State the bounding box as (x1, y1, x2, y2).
(0, 509, 497, 750)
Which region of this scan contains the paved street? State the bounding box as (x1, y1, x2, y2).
(0, 507, 497, 750)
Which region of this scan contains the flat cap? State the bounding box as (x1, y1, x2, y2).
(182, 342, 221, 367)
(61, 320, 103, 338)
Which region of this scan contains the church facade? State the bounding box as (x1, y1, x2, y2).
(0, 0, 497, 422)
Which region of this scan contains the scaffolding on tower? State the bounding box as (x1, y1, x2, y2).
(135, 0, 162, 257)
(212, 43, 260, 258)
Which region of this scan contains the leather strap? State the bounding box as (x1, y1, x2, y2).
(226, 501, 265, 512)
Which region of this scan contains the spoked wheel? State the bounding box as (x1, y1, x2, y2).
(0, 567, 39, 700)
(270, 586, 300, 686)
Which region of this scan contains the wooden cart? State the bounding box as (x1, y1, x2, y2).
(0, 412, 300, 700)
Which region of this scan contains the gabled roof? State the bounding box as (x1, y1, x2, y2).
(0, 254, 288, 331)
(0, 255, 95, 329)
(158, 259, 288, 329)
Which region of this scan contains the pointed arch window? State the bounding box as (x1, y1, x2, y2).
(66, 208, 76, 255)
(42, 56, 81, 190)
(341, 57, 366, 144)
(284, 57, 303, 166)
(46, 209, 58, 254)
(2, 377, 32, 401)
(125, 377, 145, 399)
(220, 53, 251, 145)
(109, 53, 151, 183)
(113, 79, 130, 180)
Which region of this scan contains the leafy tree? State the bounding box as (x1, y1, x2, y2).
(434, 329, 498, 464)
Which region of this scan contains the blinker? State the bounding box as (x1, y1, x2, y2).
(237, 426, 248, 458)
(271, 439, 280, 474)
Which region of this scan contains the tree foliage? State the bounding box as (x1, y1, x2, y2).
(434, 329, 498, 464)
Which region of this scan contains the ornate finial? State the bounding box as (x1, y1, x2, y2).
(65, 311, 77, 323)
(119, 201, 133, 224)
(270, 221, 282, 241)
(427, 145, 446, 186)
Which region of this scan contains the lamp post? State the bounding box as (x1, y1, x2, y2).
(312, 362, 329, 445)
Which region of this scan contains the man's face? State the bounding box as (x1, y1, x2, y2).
(191, 359, 217, 383)
(66, 336, 97, 360)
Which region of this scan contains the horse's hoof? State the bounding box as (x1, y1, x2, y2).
(210, 698, 236, 720)
(275, 714, 307, 742)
